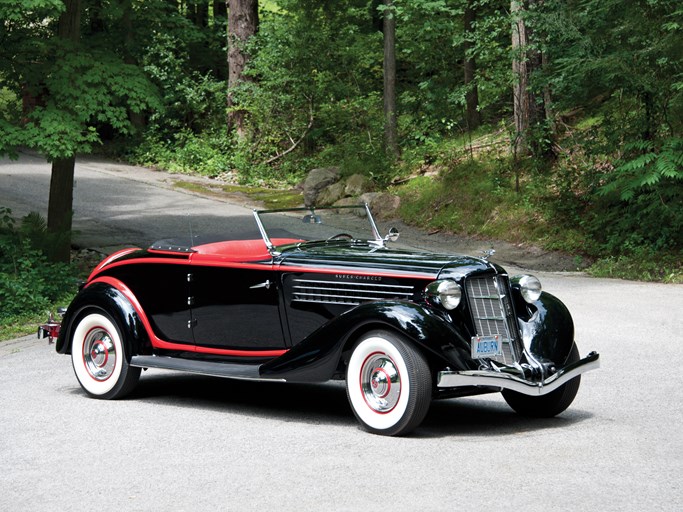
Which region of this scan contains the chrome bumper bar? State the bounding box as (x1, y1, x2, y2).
(437, 351, 600, 396)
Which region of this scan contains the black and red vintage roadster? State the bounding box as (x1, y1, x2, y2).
(43, 205, 599, 436)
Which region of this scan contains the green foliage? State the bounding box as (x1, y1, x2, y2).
(142, 32, 226, 135)
(588, 250, 683, 284)
(0, 2, 161, 160)
(395, 0, 511, 134)
(600, 138, 683, 201)
(396, 157, 550, 243)
(0, 208, 77, 323)
(132, 129, 231, 177)
(1, 0, 680, 284)
(235, 1, 386, 173)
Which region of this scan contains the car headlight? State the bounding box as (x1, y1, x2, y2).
(426, 280, 462, 310)
(514, 274, 542, 303)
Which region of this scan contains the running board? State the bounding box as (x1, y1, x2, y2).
(130, 355, 285, 382)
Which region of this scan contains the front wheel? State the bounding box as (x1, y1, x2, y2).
(502, 342, 581, 418)
(71, 310, 140, 399)
(346, 330, 432, 436)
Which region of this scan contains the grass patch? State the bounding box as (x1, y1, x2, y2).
(174, 181, 303, 209)
(394, 159, 550, 245)
(587, 252, 683, 283)
(1, 312, 53, 341)
(222, 185, 303, 209)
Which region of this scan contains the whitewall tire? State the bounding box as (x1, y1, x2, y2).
(346, 330, 431, 436)
(71, 311, 140, 399)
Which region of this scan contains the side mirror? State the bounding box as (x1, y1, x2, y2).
(385, 227, 400, 243)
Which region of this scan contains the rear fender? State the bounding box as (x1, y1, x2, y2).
(260, 301, 473, 382)
(55, 281, 150, 358)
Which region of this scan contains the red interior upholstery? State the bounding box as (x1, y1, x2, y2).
(191, 238, 302, 262)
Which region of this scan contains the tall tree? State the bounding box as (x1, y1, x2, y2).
(46, 0, 82, 263)
(0, 0, 159, 262)
(227, 0, 259, 138)
(511, 0, 547, 156)
(463, 1, 481, 131)
(382, 0, 399, 158)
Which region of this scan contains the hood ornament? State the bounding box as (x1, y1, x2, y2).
(481, 248, 496, 261)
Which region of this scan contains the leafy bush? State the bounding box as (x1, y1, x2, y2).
(0, 207, 76, 323)
(132, 129, 232, 177)
(590, 137, 683, 254)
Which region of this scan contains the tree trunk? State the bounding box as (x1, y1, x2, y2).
(122, 0, 145, 132)
(214, 0, 227, 18)
(463, 2, 480, 131)
(227, 0, 258, 138)
(189, 1, 208, 28)
(511, 0, 549, 157)
(511, 0, 530, 156)
(383, 0, 399, 159)
(48, 0, 81, 263)
(47, 157, 75, 263)
(57, 0, 81, 41)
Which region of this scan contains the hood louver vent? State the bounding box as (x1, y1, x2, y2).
(291, 278, 414, 306)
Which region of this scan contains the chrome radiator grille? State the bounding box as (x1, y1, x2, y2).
(291, 278, 414, 306)
(465, 275, 519, 364)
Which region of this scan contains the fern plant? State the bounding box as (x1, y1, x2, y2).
(600, 137, 683, 200)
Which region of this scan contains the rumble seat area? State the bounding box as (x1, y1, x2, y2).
(191, 238, 302, 262)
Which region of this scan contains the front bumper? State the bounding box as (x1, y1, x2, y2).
(437, 351, 600, 396)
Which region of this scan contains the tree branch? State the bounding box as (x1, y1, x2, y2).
(261, 101, 314, 166)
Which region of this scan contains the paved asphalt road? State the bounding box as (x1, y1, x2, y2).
(1, 154, 682, 511)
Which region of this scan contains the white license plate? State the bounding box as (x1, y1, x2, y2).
(471, 335, 503, 358)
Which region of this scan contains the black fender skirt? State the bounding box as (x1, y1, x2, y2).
(260, 300, 475, 383)
(55, 282, 150, 358)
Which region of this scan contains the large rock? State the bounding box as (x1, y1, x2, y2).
(317, 181, 346, 206)
(303, 167, 341, 206)
(344, 173, 372, 197)
(333, 197, 367, 217)
(364, 192, 401, 220)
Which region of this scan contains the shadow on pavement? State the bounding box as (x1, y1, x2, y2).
(95, 371, 594, 438)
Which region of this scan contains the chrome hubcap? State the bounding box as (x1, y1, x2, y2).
(360, 353, 401, 413)
(83, 328, 116, 381)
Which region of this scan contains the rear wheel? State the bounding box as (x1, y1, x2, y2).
(71, 310, 140, 399)
(502, 342, 581, 417)
(346, 330, 431, 436)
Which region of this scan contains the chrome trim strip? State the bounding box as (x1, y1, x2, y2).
(436, 352, 600, 396)
(293, 279, 414, 290)
(294, 292, 411, 302)
(294, 288, 412, 297)
(294, 298, 363, 306)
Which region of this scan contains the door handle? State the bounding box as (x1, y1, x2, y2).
(249, 280, 272, 290)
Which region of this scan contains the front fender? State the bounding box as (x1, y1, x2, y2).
(55, 282, 150, 358)
(260, 301, 474, 382)
(518, 291, 575, 365)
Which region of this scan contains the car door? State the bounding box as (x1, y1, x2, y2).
(105, 259, 194, 344)
(189, 264, 287, 351)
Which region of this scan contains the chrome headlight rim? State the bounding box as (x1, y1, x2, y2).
(426, 279, 462, 310)
(513, 274, 542, 303)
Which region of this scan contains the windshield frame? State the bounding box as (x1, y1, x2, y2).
(253, 204, 383, 255)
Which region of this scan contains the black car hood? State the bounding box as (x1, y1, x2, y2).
(277, 242, 497, 279)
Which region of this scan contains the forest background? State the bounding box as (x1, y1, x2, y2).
(0, 0, 682, 333)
